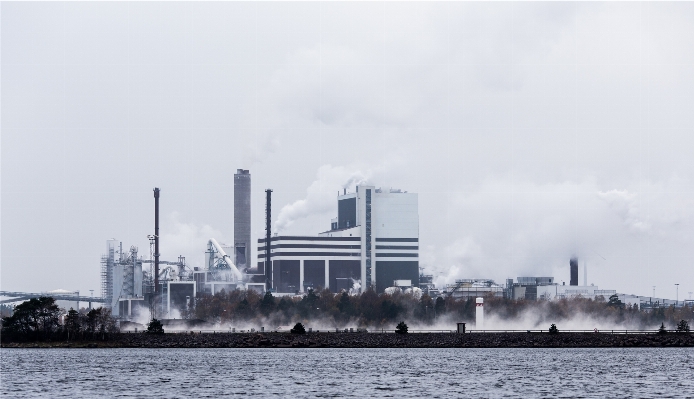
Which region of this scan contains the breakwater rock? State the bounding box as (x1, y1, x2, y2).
(3, 332, 693, 348)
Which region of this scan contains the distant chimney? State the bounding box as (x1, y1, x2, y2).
(570, 256, 578, 286)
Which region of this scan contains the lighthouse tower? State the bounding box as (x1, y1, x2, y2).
(476, 297, 484, 330)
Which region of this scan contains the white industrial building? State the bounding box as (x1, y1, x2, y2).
(535, 284, 617, 301)
(445, 279, 505, 299)
(101, 239, 144, 317)
(101, 238, 193, 319)
(258, 185, 419, 293)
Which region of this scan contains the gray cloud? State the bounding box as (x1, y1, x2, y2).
(2, 2, 693, 299)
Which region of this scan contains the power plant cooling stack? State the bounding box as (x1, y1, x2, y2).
(476, 297, 484, 329)
(570, 256, 578, 286)
(265, 189, 273, 291)
(234, 169, 251, 268)
(153, 187, 160, 293)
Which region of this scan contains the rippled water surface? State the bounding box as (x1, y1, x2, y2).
(2, 348, 693, 398)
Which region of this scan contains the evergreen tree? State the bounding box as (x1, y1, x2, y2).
(434, 297, 445, 317)
(1, 297, 60, 340)
(65, 308, 81, 339)
(85, 308, 101, 335)
(608, 294, 624, 308)
(418, 294, 434, 320)
(290, 322, 306, 334)
(658, 322, 667, 334)
(146, 319, 164, 334)
(259, 291, 275, 316)
(380, 299, 400, 321)
(677, 320, 690, 332)
(338, 292, 353, 316)
(235, 299, 252, 320)
(298, 289, 319, 318)
(277, 297, 294, 321)
(395, 321, 408, 334)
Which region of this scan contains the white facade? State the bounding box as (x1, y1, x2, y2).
(535, 284, 616, 301)
(260, 184, 419, 293)
(102, 239, 145, 317)
(333, 185, 418, 292)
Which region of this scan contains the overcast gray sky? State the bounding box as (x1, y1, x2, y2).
(2, 2, 693, 300)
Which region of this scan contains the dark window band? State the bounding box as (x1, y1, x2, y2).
(266, 252, 361, 257)
(375, 253, 419, 257)
(257, 236, 361, 243)
(375, 238, 418, 242)
(259, 244, 361, 251)
(375, 245, 418, 250)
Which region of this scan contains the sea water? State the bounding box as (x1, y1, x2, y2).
(1, 347, 692, 398)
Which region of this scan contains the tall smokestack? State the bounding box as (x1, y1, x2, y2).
(265, 189, 273, 291)
(234, 169, 251, 269)
(154, 188, 160, 293)
(570, 256, 578, 286)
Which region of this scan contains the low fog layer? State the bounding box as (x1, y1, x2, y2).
(124, 290, 691, 333)
(2, 2, 693, 299)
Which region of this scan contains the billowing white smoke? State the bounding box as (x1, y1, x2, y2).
(349, 279, 361, 296)
(161, 212, 227, 270)
(597, 189, 650, 233)
(404, 287, 423, 300)
(418, 177, 694, 295)
(273, 164, 370, 234)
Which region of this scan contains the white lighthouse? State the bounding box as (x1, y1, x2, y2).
(476, 297, 484, 330)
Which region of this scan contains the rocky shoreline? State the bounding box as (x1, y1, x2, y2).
(3, 332, 693, 349)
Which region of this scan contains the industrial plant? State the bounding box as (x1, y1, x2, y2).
(3, 169, 688, 326)
(97, 169, 424, 321)
(53, 168, 694, 323)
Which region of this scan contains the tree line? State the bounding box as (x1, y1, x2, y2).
(1, 297, 118, 342)
(2, 292, 692, 340)
(193, 289, 694, 330)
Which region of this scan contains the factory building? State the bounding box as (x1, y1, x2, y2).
(509, 277, 555, 300)
(258, 235, 362, 293)
(506, 276, 616, 301)
(101, 239, 144, 317)
(258, 185, 419, 293)
(444, 279, 505, 299)
(101, 237, 194, 319)
(419, 274, 440, 298)
(536, 284, 616, 301)
(234, 169, 251, 269)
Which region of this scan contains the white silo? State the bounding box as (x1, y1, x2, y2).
(476, 297, 484, 329)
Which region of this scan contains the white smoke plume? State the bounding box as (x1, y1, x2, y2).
(273, 164, 372, 234)
(161, 212, 227, 270)
(419, 176, 694, 295)
(597, 189, 649, 233)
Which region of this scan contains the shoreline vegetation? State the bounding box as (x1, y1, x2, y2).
(2, 294, 692, 348)
(3, 331, 693, 349)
